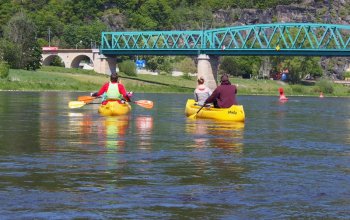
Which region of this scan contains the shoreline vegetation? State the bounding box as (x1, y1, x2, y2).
(1, 66, 349, 97)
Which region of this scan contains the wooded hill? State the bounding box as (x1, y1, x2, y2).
(2, 0, 344, 49)
(1, 0, 350, 83)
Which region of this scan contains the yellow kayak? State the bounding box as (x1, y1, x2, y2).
(98, 101, 131, 116)
(185, 99, 245, 122)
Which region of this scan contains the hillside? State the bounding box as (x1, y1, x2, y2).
(1, 1, 350, 81)
(1, 1, 349, 47)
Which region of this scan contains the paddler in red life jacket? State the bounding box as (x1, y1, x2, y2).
(91, 73, 132, 105)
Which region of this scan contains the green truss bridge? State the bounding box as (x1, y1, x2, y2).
(101, 23, 350, 56)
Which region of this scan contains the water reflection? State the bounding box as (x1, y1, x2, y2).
(98, 116, 130, 150)
(64, 113, 155, 151)
(135, 116, 154, 150)
(186, 119, 245, 153)
(2, 92, 350, 219)
(0, 92, 40, 153)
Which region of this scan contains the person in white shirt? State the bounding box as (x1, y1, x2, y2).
(194, 77, 212, 106)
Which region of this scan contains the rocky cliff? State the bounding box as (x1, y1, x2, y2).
(212, 0, 350, 78)
(214, 1, 350, 27)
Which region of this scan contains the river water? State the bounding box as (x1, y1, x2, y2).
(0, 91, 349, 219)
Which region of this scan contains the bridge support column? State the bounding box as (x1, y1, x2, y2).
(93, 51, 116, 75)
(197, 54, 219, 91)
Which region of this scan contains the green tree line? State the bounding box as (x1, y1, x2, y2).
(0, 0, 302, 48)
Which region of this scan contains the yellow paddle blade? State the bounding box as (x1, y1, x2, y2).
(188, 114, 197, 119)
(68, 101, 87, 109)
(134, 100, 154, 109)
(78, 96, 96, 103)
(187, 105, 205, 119)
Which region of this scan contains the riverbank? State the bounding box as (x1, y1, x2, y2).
(1, 66, 349, 97)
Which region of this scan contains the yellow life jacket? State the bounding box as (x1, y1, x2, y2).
(105, 82, 122, 100)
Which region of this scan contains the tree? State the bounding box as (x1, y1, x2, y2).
(0, 61, 9, 79)
(177, 57, 196, 74)
(280, 56, 322, 84)
(171, 6, 213, 30)
(25, 41, 42, 70)
(2, 11, 41, 70)
(145, 56, 159, 72)
(130, 0, 173, 30)
(220, 56, 261, 77)
(61, 21, 107, 48)
(0, 1, 19, 36)
(145, 56, 173, 74)
(0, 39, 19, 68)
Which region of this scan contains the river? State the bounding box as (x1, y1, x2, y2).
(0, 91, 349, 219)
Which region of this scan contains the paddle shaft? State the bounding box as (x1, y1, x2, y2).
(195, 105, 205, 115)
(188, 104, 205, 119)
(76, 95, 153, 109)
(196, 105, 205, 115)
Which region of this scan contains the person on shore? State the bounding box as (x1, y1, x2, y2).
(204, 74, 238, 108)
(194, 77, 212, 106)
(91, 73, 132, 105)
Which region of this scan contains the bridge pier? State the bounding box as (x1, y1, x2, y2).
(42, 49, 117, 76)
(197, 54, 219, 91)
(93, 52, 117, 75)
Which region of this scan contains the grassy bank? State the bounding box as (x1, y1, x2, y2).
(1, 66, 349, 97)
(1, 66, 195, 93)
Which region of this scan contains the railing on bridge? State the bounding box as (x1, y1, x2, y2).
(100, 23, 350, 56)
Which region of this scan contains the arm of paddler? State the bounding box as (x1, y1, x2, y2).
(92, 83, 109, 97)
(118, 83, 131, 102)
(204, 88, 218, 105)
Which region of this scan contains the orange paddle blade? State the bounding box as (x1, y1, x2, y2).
(78, 96, 96, 103)
(134, 100, 154, 109)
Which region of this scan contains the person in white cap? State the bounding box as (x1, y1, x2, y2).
(194, 77, 212, 106)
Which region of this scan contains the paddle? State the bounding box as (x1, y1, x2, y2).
(78, 96, 97, 103)
(188, 104, 206, 119)
(70, 96, 154, 109)
(68, 101, 89, 109)
(67, 95, 99, 108)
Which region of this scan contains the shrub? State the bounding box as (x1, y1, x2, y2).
(0, 62, 9, 79)
(177, 57, 196, 74)
(118, 60, 137, 76)
(51, 56, 65, 67)
(344, 71, 350, 78)
(316, 79, 334, 94)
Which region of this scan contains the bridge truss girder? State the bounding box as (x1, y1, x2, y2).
(100, 23, 350, 56)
